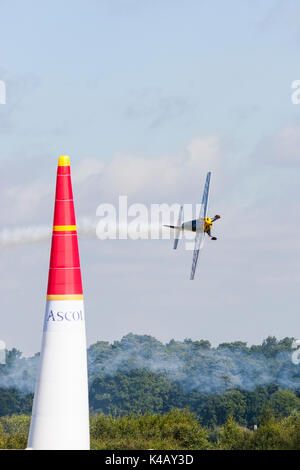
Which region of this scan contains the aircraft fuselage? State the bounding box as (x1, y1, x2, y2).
(182, 217, 212, 233)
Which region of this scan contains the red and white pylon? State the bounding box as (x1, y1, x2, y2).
(27, 156, 90, 450)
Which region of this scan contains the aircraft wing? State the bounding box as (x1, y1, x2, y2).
(189, 232, 205, 280)
(198, 172, 211, 220)
(190, 172, 211, 280)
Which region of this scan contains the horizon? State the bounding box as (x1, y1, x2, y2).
(3, 331, 297, 358)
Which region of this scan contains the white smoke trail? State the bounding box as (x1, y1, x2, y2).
(0, 225, 51, 249)
(0, 219, 173, 250)
(0, 218, 97, 250)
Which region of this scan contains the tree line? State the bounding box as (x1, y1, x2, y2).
(1, 333, 300, 449)
(2, 409, 300, 450)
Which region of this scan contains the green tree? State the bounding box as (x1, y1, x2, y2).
(269, 390, 300, 418)
(218, 415, 250, 450)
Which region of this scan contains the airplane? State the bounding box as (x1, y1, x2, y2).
(164, 172, 220, 280)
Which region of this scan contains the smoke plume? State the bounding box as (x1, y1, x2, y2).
(1, 335, 300, 395)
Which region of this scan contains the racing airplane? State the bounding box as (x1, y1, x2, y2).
(164, 172, 220, 280)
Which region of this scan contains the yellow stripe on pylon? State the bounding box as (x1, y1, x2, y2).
(46, 294, 84, 300)
(53, 225, 77, 231)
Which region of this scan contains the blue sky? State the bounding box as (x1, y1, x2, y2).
(0, 0, 300, 355)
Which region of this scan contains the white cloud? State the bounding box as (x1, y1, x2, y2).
(100, 135, 222, 202)
(186, 136, 221, 170)
(255, 124, 300, 167)
(3, 180, 51, 223)
(270, 126, 300, 164)
(72, 157, 105, 184)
